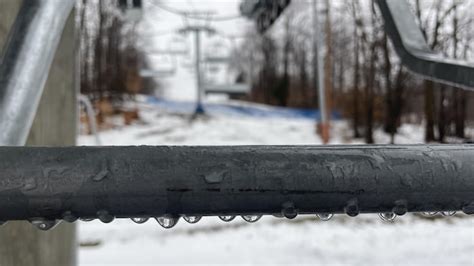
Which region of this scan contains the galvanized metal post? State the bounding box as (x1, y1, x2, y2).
(0, 0, 77, 265)
(0, 0, 76, 146)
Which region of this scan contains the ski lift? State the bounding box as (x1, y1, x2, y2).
(181, 57, 194, 69)
(118, 0, 143, 22)
(140, 55, 177, 78)
(204, 40, 229, 63)
(202, 52, 250, 97)
(139, 68, 176, 78)
(211, 40, 226, 50)
(208, 65, 220, 74)
(167, 36, 190, 56)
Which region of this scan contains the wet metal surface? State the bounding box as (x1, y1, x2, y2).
(0, 145, 473, 222)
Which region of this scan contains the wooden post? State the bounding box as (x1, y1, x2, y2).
(0, 1, 77, 265)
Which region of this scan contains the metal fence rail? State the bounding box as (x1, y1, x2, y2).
(376, 0, 474, 90)
(1, 1, 474, 232)
(0, 145, 473, 225)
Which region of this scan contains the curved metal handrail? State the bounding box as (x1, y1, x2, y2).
(377, 0, 474, 90)
(0, 0, 75, 146)
(78, 94, 101, 146)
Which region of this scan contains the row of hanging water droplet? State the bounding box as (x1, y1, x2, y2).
(0, 211, 457, 231)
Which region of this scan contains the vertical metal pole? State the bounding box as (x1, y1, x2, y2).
(313, 0, 329, 144)
(0, 0, 76, 146)
(0, 1, 77, 264)
(194, 30, 204, 114)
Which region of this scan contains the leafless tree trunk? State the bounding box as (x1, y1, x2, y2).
(361, 0, 378, 144)
(416, 0, 458, 142)
(382, 32, 396, 143)
(438, 84, 447, 142)
(324, 0, 333, 129)
(351, 1, 362, 138)
(450, 2, 468, 139)
(277, 17, 291, 107)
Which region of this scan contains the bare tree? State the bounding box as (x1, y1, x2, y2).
(350, 1, 362, 138)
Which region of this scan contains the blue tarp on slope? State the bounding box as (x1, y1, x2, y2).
(146, 96, 341, 121)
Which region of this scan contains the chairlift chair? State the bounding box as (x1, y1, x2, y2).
(167, 36, 190, 56)
(202, 55, 249, 97)
(140, 55, 177, 78)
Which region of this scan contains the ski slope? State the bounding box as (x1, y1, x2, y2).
(78, 1, 472, 264)
(78, 100, 472, 266)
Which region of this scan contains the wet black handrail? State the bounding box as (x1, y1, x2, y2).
(0, 145, 473, 222)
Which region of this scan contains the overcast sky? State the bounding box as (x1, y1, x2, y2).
(139, 0, 251, 53)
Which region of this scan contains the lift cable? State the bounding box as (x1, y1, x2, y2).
(151, 2, 244, 21)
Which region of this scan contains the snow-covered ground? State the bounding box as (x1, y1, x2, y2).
(78, 99, 473, 266)
(78, 2, 473, 263)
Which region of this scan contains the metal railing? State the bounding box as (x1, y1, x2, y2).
(0, 0, 473, 230)
(1, 145, 473, 229)
(377, 0, 474, 90)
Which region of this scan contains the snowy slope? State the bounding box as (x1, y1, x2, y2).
(78, 101, 473, 266)
(77, 1, 472, 264)
(79, 215, 474, 266)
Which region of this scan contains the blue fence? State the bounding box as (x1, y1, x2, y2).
(146, 96, 341, 121)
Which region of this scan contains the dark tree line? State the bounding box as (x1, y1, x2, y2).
(78, 0, 148, 105)
(233, 0, 474, 144)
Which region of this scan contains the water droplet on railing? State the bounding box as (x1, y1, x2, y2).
(317, 213, 334, 221)
(80, 218, 95, 222)
(344, 199, 359, 217)
(462, 203, 474, 215)
(131, 217, 149, 224)
(441, 211, 456, 217)
(422, 212, 438, 217)
(183, 216, 202, 224)
(281, 202, 298, 219)
(97, 210, 115, 223)
(29, 219, 59, 231)
(242, 215, 262, 223)
(156, 216, 179, 229)
(23, 178, 37, 191)
(62, 211, 78, 223)
(393, 200, 408, 216)
(219, 216, 235, 222)
(379, 213, 397, 222)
